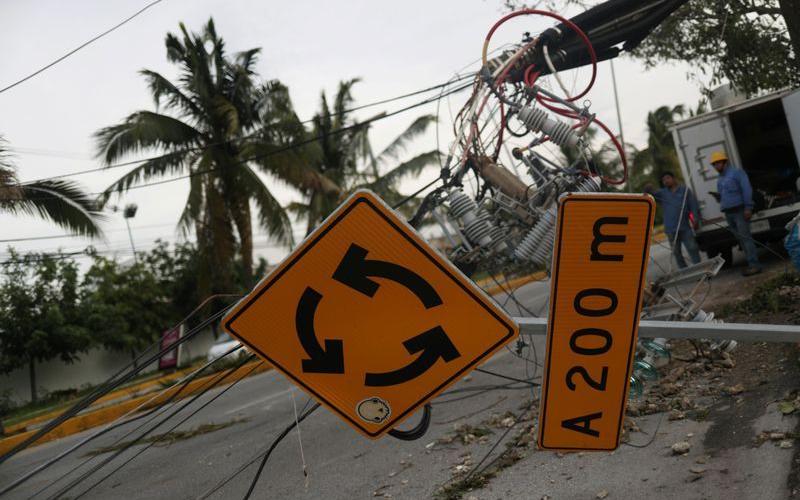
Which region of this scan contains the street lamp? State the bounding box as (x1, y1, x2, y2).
(123, 203, 138, 262)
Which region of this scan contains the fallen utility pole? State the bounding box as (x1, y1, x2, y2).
(516, 317, 800, 344)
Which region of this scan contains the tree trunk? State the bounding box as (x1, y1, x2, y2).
(205, 179, 236, 294)
(231, 201, 254, 290)
(29, 359, 37, 404)
(130, 348, 139, 370)
(780, 0, 800, 76)
(305, 192, 317, 237)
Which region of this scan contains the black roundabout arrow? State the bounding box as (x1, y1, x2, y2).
(296, 287, 344, 374)
(364, 326, 461, 386)
(332, 243, 442, 308)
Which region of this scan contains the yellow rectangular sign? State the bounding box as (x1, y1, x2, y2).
(537, 192, 654, 451)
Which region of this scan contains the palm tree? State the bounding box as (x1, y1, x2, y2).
(94, 19, 331, 290)
(638, 105, 686, 182)
(0, 136, 103, 237)
(290, 79, 439, 234)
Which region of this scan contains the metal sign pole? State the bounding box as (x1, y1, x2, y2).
(516, 317, 800, 343)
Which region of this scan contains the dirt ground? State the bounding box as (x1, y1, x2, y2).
(434, 264, 800, 499)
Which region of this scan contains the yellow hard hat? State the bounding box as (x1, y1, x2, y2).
(710, 151, 728, 164)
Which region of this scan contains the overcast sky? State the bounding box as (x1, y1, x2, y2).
(0, 0, 705, 267)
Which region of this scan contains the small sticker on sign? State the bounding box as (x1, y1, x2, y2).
(357, 397, 391, 423)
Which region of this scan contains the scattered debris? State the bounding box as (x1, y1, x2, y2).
(671, 441, 691, 455)
(84, 419, 246, 456)
(669, 409, 685, 421)
(724, 384, 745, 395)
(438, 423, 494, 446)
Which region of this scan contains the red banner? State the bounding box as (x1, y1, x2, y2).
(159, 325, 183, 370)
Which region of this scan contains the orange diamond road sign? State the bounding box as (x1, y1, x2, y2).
(223, 190, 518, 438)
(537, 192, 654, 451)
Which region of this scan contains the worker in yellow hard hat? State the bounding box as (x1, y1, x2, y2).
(710, 151, 762, 275)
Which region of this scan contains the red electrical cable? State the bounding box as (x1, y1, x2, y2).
(591, 116, 628, 186)
(523, 66, 541, 87)
(483, 9, 597, 102)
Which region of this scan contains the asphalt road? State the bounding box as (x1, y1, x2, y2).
(2, 241, 797, 499)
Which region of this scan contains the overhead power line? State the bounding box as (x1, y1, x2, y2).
(0, 222, 177, 243)
(15, 72, 476, 186)
(0, 0, 165, 95)
(17, 81, 474, 203)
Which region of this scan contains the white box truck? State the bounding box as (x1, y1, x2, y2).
(670, 87, 800, 264)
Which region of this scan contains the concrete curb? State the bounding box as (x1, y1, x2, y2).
(3, 363, 202, 436)
(479, 271, 548, 296)
(0, 360, 269, 456)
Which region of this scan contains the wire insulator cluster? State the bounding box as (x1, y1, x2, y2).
(517, 105, 578, 147)
(514, 207, 557, 266)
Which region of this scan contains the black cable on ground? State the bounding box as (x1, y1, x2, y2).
(622, 411, 666, 449)
(459, 406, 528, 486)
(474, 367, 539, 386)
(433, 383, 533, 405)
(52, 355, 258, 500)
(387, 404, 432, 441)
(0, 303, 235, 466)
(16, 345, 245, 499)
(242, 403, 322, 500)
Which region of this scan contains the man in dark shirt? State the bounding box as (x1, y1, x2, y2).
(646, 172, 701, 269)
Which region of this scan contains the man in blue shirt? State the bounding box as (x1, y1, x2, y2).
(646, 172, 702, 269)
(710, 151, 762, 275)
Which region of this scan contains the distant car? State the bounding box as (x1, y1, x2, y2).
(206, 333, 248, 362)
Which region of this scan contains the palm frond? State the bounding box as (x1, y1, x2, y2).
(376, 115, 437, 163)
(285, 201, 311, 218)
(97, 150, 192, 205)
(238, 165, 294, 246)
(94, 111, 202, 164)
(364, 150, 439, 194)
(139, 69, 201, 117)
(11, 180, 105, 237)
(244, 142, 340, 194)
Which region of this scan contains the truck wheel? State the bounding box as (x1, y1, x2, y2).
(707, 246, 733, 268)
(721, 246, 733, 267)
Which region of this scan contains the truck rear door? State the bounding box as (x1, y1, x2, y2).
(673, 115, 739, 222)
(782, 89, 800, 170)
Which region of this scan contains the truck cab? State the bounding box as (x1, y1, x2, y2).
(670, 87, 800, 263)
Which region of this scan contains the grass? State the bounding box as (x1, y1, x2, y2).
(717, 271, 800, 322)
(434, 422, 534, 500)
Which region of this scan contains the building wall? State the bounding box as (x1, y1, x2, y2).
(0, 327, 217, 405)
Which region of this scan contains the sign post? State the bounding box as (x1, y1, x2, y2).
(537, 192, 655, 451)
(223, 190, 518, 438)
